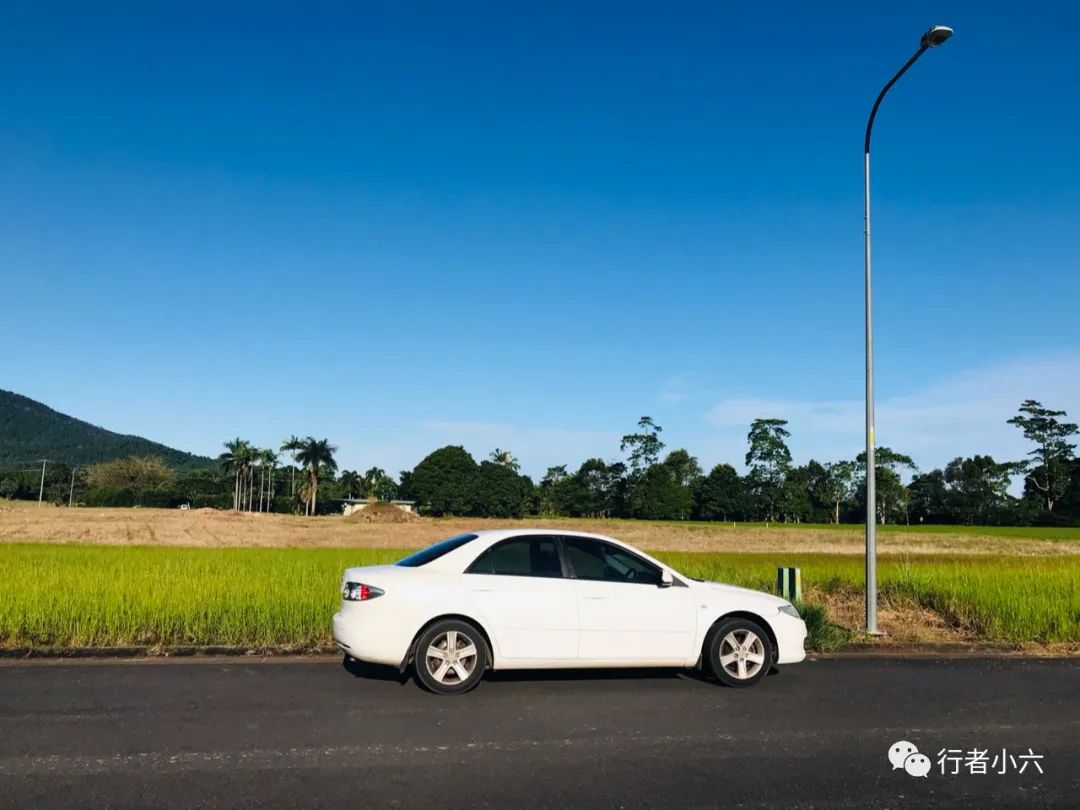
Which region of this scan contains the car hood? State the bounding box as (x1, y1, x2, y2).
(694, 579, 789, 607)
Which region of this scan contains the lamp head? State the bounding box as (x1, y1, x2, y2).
(921, 25, 954, 48)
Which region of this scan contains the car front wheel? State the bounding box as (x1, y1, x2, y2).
(413, 619, 488, 695)
(705, 617, 773, 688)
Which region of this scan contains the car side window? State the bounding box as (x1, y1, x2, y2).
(562, 537, 662, 585)
(465, 536, 564, 578)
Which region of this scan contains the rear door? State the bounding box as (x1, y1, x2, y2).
(563, 536, 695, 664)
(462, 534, 578, 662)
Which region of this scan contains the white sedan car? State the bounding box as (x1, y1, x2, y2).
(332, 529, 807, 695)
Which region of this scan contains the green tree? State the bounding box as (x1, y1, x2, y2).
(907, 469, 949, 524)
(1007, 400, 1078, 512)
(396, 469, 415, 501)
(817, 460, 855, 524)
(362, 467, 398, 501)
(571, 458, 626, 518)
(85, 456, 176, 506)
(781, 460, 828, 523)
(219, 438, 254, 511)
(294, 437, 338, 516)
(473, 461, 533, 518)
(943, 455, 1013, 525)
(745, 418, 792, 521)
(1054, 459, 1080, 523)
(620, 417, 665, 473)
(628, 449, 701, 521)
(280, 436, 303, 496)
(338, 470, 362, 499)
(633, 464, 692, 520)
(856, 447, 916, 524)
(692, 464, 746, 521)
(538, 465, 574, 515)
(410, 445, 479, 516)
(662, 449, 703, 488)
(258, 448, 278, 512)
(175, 466, 230, 509)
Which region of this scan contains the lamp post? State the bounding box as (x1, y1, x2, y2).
(863, 25, 953, 635)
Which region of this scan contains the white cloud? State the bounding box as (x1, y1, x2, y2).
(705, 352, 1080, 480)
(658, 374, 692, 405)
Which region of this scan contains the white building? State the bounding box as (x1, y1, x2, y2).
(340, 498, 417, 517)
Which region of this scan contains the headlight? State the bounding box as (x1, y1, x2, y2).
(777, 603, 800, 619)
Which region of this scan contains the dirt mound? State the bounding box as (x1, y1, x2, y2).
(345, 502, 419, 523)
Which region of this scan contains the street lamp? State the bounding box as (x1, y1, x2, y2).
(863, 25, 953, 635)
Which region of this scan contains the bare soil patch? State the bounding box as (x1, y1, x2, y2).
(1, 502, 1077, 555)
(809, 585, 975, 645)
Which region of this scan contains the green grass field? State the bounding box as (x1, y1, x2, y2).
(1, 545, 1077, 652)
(543, 517, 1080, 541)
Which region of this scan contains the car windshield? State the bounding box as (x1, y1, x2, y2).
(395, 534, 478, 567)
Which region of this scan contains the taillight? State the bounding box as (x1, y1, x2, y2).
(342, 581, 384, 602)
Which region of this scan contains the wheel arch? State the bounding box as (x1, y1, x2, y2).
(401, 613, 496, 673)
(702, 610, 779, 661)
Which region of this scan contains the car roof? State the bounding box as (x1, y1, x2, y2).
(422, 527, 674, 574)
(468, 528, 618, 542)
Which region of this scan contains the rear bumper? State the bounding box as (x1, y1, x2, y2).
(332, 605, 411, 666)
(772, 612, 808, 665)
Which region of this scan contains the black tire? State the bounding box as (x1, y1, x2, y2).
(412, 619, 488, 695)
(705, 617, 773, 688)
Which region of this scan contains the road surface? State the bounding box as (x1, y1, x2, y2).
(1, 656, 1077, 808)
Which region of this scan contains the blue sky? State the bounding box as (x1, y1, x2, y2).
(2, 2, 1078, 480)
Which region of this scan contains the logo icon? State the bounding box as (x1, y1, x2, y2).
(904, 753, 931, 777)
(889, 741, 930, 777)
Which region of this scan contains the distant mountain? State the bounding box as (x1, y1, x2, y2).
(0, 390, 214, 472)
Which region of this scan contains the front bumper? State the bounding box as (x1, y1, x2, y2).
(772, 612, 808, 665)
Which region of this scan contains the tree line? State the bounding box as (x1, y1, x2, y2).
(2, 400, 1077, 527)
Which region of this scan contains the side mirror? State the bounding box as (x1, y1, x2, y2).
(659, 570, 674, 588)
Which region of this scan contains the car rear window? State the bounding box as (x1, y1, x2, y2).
(395, 534, 478, 567)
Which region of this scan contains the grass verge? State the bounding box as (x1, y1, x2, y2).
(1, 545, 1076, 652)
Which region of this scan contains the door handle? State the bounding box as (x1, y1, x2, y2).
(583, 595, 608, 600)
(468, 588, 495, 593)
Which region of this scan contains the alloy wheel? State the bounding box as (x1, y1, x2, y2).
(718, 629, 766, 681)
(425, 629, 478, 686)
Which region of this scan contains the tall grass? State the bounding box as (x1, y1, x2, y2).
(1, 545, 1077, 649)
(655, 552, 1080, 644)
(536, 518, 1080, 541)
(0, 546, 400, 648)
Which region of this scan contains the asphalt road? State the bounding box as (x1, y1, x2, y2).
(1, 656, 1077, 808)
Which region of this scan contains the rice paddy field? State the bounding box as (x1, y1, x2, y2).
(2, 543, 1077, 654)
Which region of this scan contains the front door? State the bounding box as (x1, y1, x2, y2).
(562, 536, 695, 664)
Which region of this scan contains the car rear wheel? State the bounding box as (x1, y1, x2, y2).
(705, 617, 773, 688)
(413, 619, 488, 695)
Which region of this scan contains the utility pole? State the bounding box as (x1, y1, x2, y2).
(69, 466, 77, 507)
(38, 459, 47, 505)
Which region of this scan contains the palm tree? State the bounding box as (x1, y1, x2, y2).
(362, 467, 394, 500)
(489, 448, 521, 472)
(294, 437, 338, 516)
(219, 438, 255, 511)
(256, 453, 265, 512)
(281, 436, 303, 496)
(261, 448, 278, 512)
(338, 470, 361, 499)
